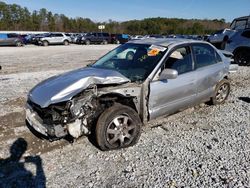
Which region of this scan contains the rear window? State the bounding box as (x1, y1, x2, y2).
(193, 44, 218, 68)
(7, 33, 18, 38)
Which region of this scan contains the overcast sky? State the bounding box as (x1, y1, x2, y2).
(3, 0, 250, 22)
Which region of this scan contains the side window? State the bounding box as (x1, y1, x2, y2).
(193, 44, 217, 68)
(7, 33, 17, 38)
(234, 19, 248, 30)
(164, 47, 193, 75)
(55, 33, 63, 37)
(241, 30, 250, 38)
(97, 33, 103, 37)
(103, 33, 109, 37)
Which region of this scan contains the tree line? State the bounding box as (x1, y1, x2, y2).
(0, 1, 228, 35)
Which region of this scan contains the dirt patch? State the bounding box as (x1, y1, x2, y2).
(3, 97, 26, 107)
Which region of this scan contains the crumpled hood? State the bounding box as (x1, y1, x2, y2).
(29, 67, 130, 108)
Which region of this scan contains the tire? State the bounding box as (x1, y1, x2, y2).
(102, 40, 108, 45)
(63, 40, 69, 45)
(234, 49, 250, 66)
(210, 79, 230, 105)
(95, 104, 141, 151)
(85, 40, 90, 45)
(43, 40, 49, 46)
(15, 41, 22, 47)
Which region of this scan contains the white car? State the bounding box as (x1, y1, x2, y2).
(208, 16, 250, 50)
(225, 29, 250, 66)
(38, 32, 71, 46)
(207, 29, 235, 49)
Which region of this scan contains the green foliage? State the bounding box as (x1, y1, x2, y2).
(0, 1, 229, 34)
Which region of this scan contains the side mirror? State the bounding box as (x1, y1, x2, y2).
(159, 69, 178, 80)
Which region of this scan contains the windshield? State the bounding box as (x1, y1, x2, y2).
(91, 43, 167, 82)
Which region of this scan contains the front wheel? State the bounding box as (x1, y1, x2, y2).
(16, 41, 22, 47)
(95, 104, 141, 151)
(210, 79, 230, 105)
(63, 40, 69, 45)
(43, 40, 49, 46)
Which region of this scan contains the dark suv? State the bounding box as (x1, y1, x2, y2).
(111, 34, 130, 44)
(80, 32, 111, 45)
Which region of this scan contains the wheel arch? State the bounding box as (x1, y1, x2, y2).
(98, 92, 139, 113)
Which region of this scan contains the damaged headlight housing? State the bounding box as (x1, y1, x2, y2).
(70, 100, 84, 117)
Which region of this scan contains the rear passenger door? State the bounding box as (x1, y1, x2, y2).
(54, 33, 64, 43)
(192, 43, 225, 102)
(6, 34, 17, 45)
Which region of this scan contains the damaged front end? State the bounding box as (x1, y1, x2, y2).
(26, 87, 99, 139)
(25, 67, 139, 140)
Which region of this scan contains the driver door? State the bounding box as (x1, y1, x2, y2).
(148, 46, 197, 120)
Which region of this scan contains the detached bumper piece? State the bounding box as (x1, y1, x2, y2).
(25, 103, 67, 138)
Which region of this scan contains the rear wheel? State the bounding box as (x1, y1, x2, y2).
(234, 49, 250, 66)
(210, 79, 230, 105)
(15, 41, 22, 47)
(95, 104, 141, 151)
(102, 40, 108, 45)
(85, 40, 90, 45)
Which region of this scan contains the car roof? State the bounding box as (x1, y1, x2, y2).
(232, 16, 250, 21)
(128, 38, 206, 47)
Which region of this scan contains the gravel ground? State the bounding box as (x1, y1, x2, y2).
(0, 45, 249, 187)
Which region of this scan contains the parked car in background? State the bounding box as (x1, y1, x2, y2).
(75, 33, 87, 44)
(111, 34, 130, 44)
(0, 33, 24, 47)
(80, 32, 111, 45)
(69, 33, 82, 43)
(37, 32, 71, 46)
(131, 35, 144, 40)
(26, 38, 231, 151)
(207, 29, 235, 49)
(225, 29, 250, 66)
(207, 16, 250, 50)
(230, 16, 250, 30)
(30, 33, 50, 45)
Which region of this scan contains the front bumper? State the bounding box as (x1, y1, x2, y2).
(25, 103, 67, 138)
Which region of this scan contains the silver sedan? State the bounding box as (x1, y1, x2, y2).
(26, 38, 231, 151)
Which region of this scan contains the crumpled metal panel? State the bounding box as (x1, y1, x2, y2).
(29, 67, 130, 108)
